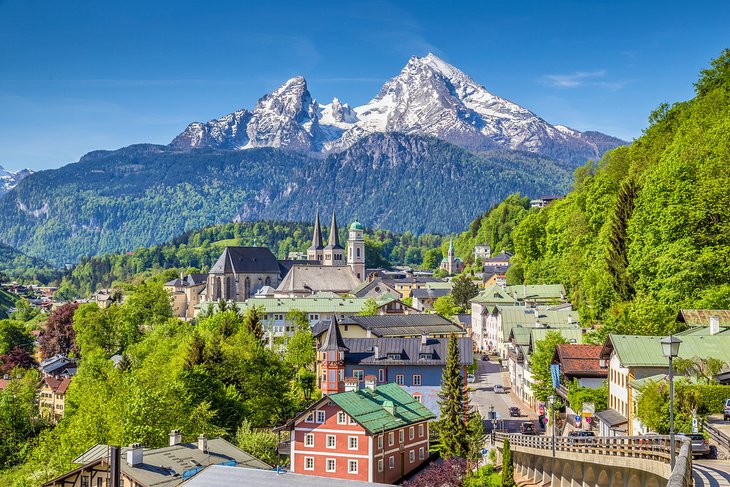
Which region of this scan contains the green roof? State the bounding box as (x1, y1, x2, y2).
(498, 306, 579, 342)
(529, 327, 583, 348)
(223, 297, 371, 314)
(510, 326, 532, 346)
(606, 334, 730, 367)
(350, 221, 364, 231)
(505, 284, 566, 301)
(675, 326, 730, 336)
(471, 284, 515, 305)
(329, 383, 436, 433)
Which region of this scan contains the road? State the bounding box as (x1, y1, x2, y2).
(693, 460, 730, 487)
(470, 358, 540, 434)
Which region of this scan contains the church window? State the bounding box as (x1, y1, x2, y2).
(265, 276, 271, 286)
(244, 277, 250, 298)
(356, 248, 361, 257)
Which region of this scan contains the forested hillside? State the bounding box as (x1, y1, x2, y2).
(0, 134, 571, 266)
(0, 243, 58, 283)
(509, 49, 730, 336)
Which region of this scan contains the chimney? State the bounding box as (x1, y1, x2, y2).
(180, 271, 184, 281)
(383, 400, 397, 416)
(198, 434, 208, 453)
(109, 446, 121, 487)
(364, 375, 377, 391)
(567, 315, 573, 325)
(169, 429, 182, 446)
(421, 334, 427, 346)
(344, 377, 360, 392)
(126, 443, 143, 467)
(533, 308, 539, 318)
(710, 316, 720, 335)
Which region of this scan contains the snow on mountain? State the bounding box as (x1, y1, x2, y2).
(170, 54, 626, 164)
(0, 166, 32, 195)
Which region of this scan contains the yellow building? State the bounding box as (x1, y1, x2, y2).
(39, 376, 71, 423)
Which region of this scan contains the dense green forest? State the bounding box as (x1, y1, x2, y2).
(509, 49, 730, 337)
(0, 244, 58, 283)
(0, 134, 571, 266)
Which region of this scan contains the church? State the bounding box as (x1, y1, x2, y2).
(202, 210, 365, 303)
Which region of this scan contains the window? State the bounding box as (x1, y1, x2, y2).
(378, 459, 384, 472)
(399, 429, 404, 443)
(388, 455, 395, 469)
(378, 368, 385, 382)
(326, 458, 336, 472)
(413, 393, 422, 403)
(378, 435, 383, 449)
(337, 411, 347, 424)
(348, 415, 357, 425)
(395, 374, 405, 385)
(81, 476, 89, 487)
(316, 410, 326, 423)
(388, 353, 401, 360)
(326, 435, 336, 448)
(419, 353, 432, 360)
(389, 432, 394, 446)
(419, 423, 425, 437)
(97, 478, 103, 487)
(409, 450, 415, 463)
(353, 370, 364, 380)
(348, 459, 358, 474)
(349, 436, 358, 450)
(412, 374, 422, 386)
(419, 447, 425, 460)
(409, 426, 415, 440)
(304, 457, 314, 470)
(305, 412, 314, 423)
(304, 433, 314, 447)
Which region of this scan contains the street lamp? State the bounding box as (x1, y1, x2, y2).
(660, 335, 681, 469)
(489, 404, 496, 432)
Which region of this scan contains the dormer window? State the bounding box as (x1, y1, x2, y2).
(387, 353, 401, 360)
(419, 353, 433, 360)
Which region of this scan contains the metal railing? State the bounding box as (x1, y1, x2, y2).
(493, 433, 693, 487)
(703, 419, 730, 453)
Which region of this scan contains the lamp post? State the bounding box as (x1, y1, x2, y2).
(548, 395, 556, 458)
(660, 335, 681, 469)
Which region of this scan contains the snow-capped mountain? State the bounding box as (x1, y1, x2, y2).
(170, 54, 625, 164)
(0, 166, 32, 195)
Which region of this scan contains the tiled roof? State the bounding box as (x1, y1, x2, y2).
(0, 379, 9, 390)
(677, 309, 730, 327)
(275, 265, 360, 294)
(43, 376, 72, 394)
(342, 337, 472, 366)
(209, 247, 281, 275)
(329, 383, 436, 433)
(675, 325, 730, 336)
(601, 334, 730, 367)
(553, 344, 607, 378)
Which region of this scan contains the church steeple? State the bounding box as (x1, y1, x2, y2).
(323, 210, 345, 265)
(319, 317, 348, 395)
(307, 210, 325, 262)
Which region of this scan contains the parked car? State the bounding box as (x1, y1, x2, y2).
(467, 373, 476, 383)
(724, 398, 730, 421)
(493, 384, 504, 393)
(520, 422, 537, 435)
(481, 354, 489, 361)
(677, 433, 711, 457)
(509, 407, 521, 417)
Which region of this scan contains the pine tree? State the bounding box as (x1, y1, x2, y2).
(436, 333, 469, 457)
(243, 306, 265, 342)
(501, 437, 516, 487)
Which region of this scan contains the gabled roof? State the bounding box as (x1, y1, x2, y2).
(329, 383, 435, 433)
(411, 287, 450, 300)
(677, 309, 730, 327)
(505, 284, 566, 301)
(43, 376, 72, 394)
(320, 317, 349, 352)
(165, 273, 208, 287)
(209, 247, 281, 275)
(275, 265, 360, 294)
(342, 336, 472, 366)
(498, 306, 580, 342)
(483, 251, 512, 264)
(552, 344, 607, 378)
(471, 284, 515, 305)
(350, 278, 399, 298)
(336, 314, 464, 337)
(601, 334, 730, 367)
(39, 355, 77, 376)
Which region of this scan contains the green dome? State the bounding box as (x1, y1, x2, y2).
(350, 220, 364, 231)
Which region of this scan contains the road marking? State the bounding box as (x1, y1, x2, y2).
(694, 461, 730, 487)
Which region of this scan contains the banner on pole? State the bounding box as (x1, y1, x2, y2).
(550, 364, 561, 388)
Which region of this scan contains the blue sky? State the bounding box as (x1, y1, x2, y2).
(1, 0, 728, 171)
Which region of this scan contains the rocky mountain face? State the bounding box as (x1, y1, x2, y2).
(0, 166, 32, 195)
(171, 53, 626, 165)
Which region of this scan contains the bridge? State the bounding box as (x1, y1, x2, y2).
(493, 433, 693, 487)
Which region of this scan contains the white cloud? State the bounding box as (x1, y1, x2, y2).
(542, 70, 607, 88)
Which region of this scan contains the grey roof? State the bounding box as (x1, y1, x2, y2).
(39, 355, 77, 376)
(324, 211, 343, 250)
(308, 209, 324, 251)
(411, 287, 450, 300)
(320, 317, 349, 352)
(343, 337, 473, 366)
(350, 278, 399, 298)
(165, 274, 207, 287)
(182, 465, 390, 487)
(484, 251, 512, 264)
(209, 247, 281, 275)
(594, 409, 628, 428)
(70, 439, 270, 487)
(275, 265, 360, 294)
(277, 259, 321, 276)
(337, 314, 466, 338)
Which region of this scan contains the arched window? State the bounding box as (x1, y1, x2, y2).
(356, 248, 360, 257)
(265, 276, 271, 286)
(244, 277, 251, 298)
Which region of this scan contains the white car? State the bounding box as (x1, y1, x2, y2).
(493, 384, 504, 393)
(467, 374, 476, 383)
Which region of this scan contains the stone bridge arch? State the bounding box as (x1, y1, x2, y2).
(627, 472, 642, 487)
(596, 469, 610, 487)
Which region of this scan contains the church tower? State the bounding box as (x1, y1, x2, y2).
(347, 219, 365, 281)
(447, 238, 455, 275)
(307, 210, 325, 262)
(319, 317, 348, 395)
(323, 210, 345, 265)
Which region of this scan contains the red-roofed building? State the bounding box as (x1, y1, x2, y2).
(39, 376, 72, 423)
(552, 344, 608, 389)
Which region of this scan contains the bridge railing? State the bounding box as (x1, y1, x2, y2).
(493, 433, 693, 487)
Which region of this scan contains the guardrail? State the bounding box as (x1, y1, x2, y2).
(493, 433, 692, 487)
(704, 419, 730, 453)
